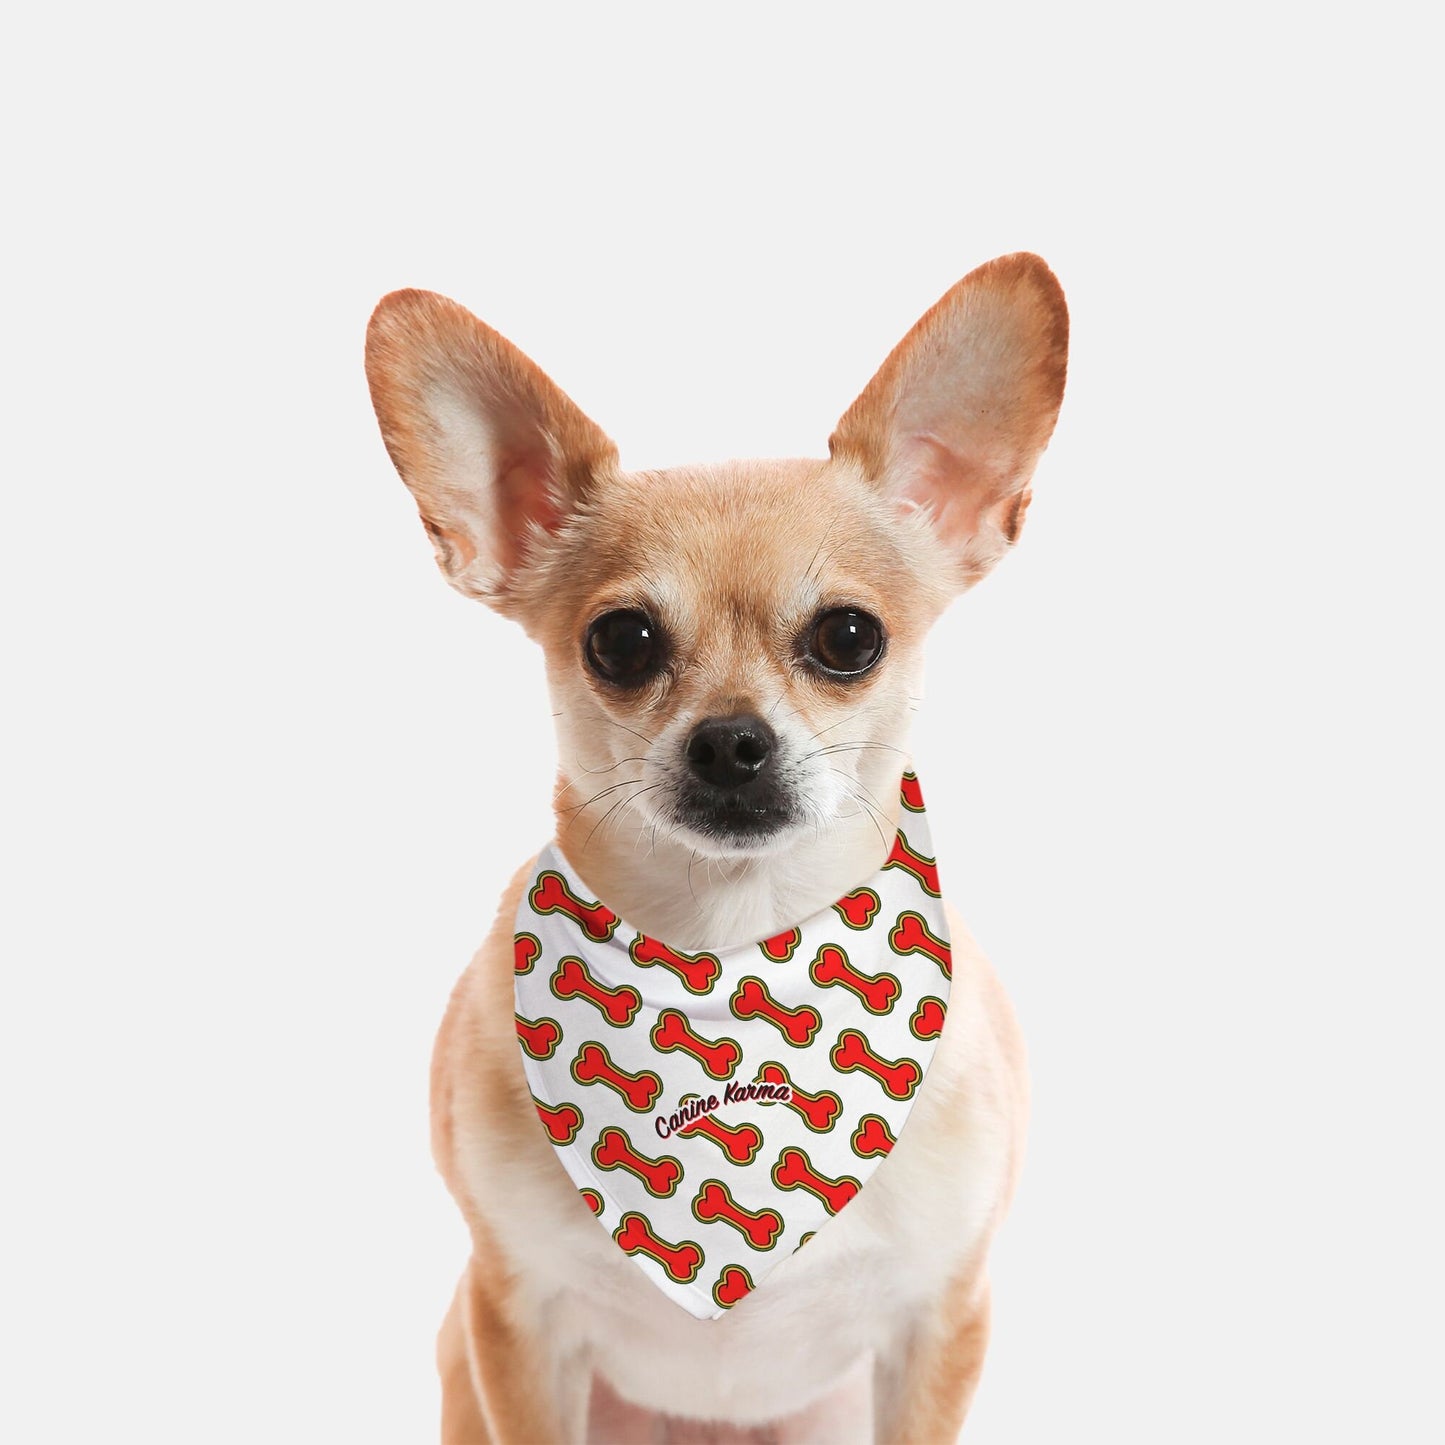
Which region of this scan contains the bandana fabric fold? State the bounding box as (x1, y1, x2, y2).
(513, 769, 952, 1319)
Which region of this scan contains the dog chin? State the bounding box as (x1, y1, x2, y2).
(660, 797, 804, 859)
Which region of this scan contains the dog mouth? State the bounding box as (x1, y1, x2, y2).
(668, 782, 799, 851)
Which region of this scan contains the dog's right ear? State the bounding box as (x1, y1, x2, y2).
(365, 290, 618, 609)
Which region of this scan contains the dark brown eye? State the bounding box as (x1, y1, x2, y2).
(808, 608, 885, 677)
(585, 610, 661, 685)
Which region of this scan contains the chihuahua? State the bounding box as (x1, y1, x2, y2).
(365, 252, 1068, 1443)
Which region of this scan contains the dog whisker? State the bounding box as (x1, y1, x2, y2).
(557, 774, 650, 817)
(686, 848, 701, 911)
(801, 739, 909, 763)
(597, 714, 657, 748)
(806, 705, 868, 745)
(553, 759, 649, 810)
(830, 768, 890, 853)
(801, 506, 849, 587)
(572, 753, 650, 778)
(581, 782, 666, 852)
(841, 767, 892, 822)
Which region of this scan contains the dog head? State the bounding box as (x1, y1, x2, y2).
(365, 255, 1067, 864)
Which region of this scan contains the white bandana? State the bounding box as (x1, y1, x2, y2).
(513, 769, 952, 1319)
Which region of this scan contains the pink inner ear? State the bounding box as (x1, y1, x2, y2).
(894, 434, 997, 550)
(496, 456, 563, 574)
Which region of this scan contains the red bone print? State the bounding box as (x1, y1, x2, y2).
(758, 928, 801, 963)
(851, 1113, 897, 1158)
(629, 934, 722, 993)
(580, 1188, 604, 1216)
(899, 770, 924, 812)
(613, 1211, 704, 1284)
(514, 932, 541, 974)
(771, 1146, 860, 1215)
(809, 944, 901, 1015)
(756, 1061, 842, 1133)
(833, 887, 881, 930)
(529, 871, 620, 942)
(884, 831, 941, 897)
(550, 955, 642, 1026)
(650, 1009, 741, 1081)
(729, 976, 821, 1047)
(910, 996, 947, 1040)
(712, 1263, 755, 1310)
(592, 1126, 683, 1198)
(534, 1097, 583, 1146)
(515, 1014, 561, 1060)
(691, 1179, 784, 1250)
(889, 911, 952, 979)
(830, 1029, 922, 1101)
(675, 1110, 764, 1165)
(571, 1042, 663, 1112)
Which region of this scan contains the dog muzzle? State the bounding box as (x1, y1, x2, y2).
(513, 768, 952, 1318)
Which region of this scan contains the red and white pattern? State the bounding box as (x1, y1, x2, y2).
(514, 769, 951, 1319)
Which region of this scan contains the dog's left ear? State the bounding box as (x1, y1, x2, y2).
(830, 252, 1068, 588)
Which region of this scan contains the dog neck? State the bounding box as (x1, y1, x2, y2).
(552, 794, 902, 952)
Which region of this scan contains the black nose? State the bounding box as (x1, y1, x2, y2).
(685, 714, 775, 790)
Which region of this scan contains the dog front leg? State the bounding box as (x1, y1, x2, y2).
(439, 1273, 491, 1444)
(872, 1275, 992, 1444)
(447, 1252, 590, 1445)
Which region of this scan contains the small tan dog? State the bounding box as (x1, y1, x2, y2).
(365, 253, 1068, 1444)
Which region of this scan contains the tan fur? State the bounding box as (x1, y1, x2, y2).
(367, 253, 1067, 1442)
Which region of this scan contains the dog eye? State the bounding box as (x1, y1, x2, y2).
(808, 609, 885, 677)
(585, 610, 661, 685)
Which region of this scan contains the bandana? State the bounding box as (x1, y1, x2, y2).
(513, 769, 951, 1319)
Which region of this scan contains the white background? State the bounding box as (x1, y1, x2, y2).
(3, 4, 1440, 1441)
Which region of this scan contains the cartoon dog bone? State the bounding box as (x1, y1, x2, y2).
(514, 1015, 561, 1060)
(551, 955, 641, 1026)
(692, 1179, 784, 1250)
(729, 976, 821, 1046)
(771, 1146, 860, 1214)
(889, 911, 952, 978)
(630, 935, 722, 992)
(651, 1009, 741, 1080)
(910, 996, 947, 1040)
(534, 1098, 582, 1146)
(885, 831, 941, 896)
(713, 1264, 754, 1309)
(833, 888, 880, 929)
(759, 928, 801, 963)
(899, 771, 925, 812)
(675, 1112, 763, 1165)
(830, 1029, 923, 1100)
(592, 1126, 683, 1197)
(851, 1113, 897, 1158)
(756, 1061, 842, 1132)
(529, 870, 619, 941)
(571, 1043, 662, 1111)
(513, 933, 541, 974)
(613, 1212, 705, 1284)
(809, 945, 900, 1013)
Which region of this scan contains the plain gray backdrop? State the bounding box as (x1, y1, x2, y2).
(4, 3, 1440, 1441)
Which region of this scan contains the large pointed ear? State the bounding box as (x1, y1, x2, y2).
(830, 252, 1068, 588)
(364, 290, 618, 608)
